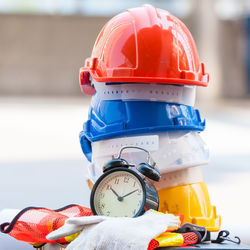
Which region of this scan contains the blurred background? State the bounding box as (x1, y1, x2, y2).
(0, 0, 250, 249)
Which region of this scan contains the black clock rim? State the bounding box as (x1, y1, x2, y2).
(90, 167, 146, 217)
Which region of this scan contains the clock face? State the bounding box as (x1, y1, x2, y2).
(91, 169, 145, 217)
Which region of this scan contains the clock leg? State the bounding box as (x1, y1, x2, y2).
(156, 166, 221, 232)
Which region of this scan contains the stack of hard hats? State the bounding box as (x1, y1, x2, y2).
(79, 4, 209, 183)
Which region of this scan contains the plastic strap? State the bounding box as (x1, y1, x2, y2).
(153, 167, 204, 190)
(94, 82, 196, 106)
(92, 135, 159, 159)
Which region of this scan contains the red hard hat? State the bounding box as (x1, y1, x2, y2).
(79, 4, 209, 95)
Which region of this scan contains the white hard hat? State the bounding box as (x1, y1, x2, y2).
(88, 131, 209, 184)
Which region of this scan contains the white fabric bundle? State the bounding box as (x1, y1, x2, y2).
(47, 210, 180, 250)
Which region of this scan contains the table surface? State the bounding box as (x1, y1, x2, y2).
(38, 242, 250, 250)
(160, 243, 250, 250)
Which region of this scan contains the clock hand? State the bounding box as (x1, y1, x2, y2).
(121, 189, 139, 199)
(110, 187, 123, 201)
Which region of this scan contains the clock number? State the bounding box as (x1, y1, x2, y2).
(137, 189, 142, 195)
(114, 178, 119, 185)
(133, 181, 136, 187)
(133, 209, 137, 215)
(106, 211, 110, 216)
(101, 204, 105, 209)
(106, 185, 111, 190)
(124, 176, 129, 183)
(100, 193, 105, 198)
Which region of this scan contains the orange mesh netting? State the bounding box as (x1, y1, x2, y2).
(148, 231, 199, 249)
(0, 205, 92, 244)
(182, 232, 199, 246)
(147, 239, 159, 250)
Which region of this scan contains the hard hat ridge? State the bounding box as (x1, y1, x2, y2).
(79, 5, 209, 96)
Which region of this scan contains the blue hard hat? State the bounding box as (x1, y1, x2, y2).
(80, 94, 205, 162)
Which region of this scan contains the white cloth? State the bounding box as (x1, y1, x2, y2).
(47, 210, 180, 250)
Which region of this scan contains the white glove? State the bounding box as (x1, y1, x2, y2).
(47, 215, 107, 240)
(47, 210, 180, 250)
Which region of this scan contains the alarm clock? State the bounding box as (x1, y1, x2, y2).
(90, 146, 161, 217)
